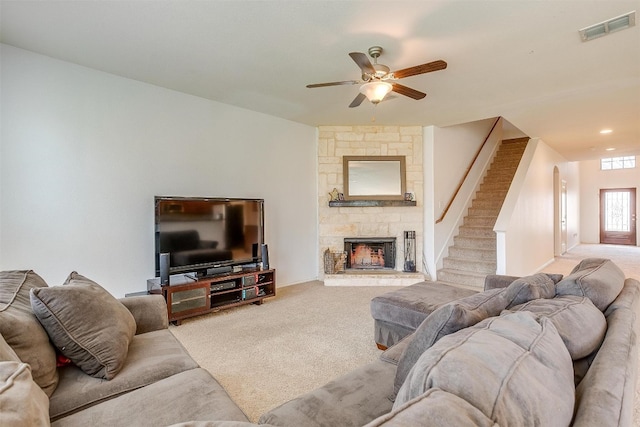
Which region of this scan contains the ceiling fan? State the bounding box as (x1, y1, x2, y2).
(306, 46, 447, 108)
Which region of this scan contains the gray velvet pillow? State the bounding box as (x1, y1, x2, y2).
(555, 258, 625, 311)
(30, 272, 136, 380)
(0, 361, 50, 427)
(0, 270, 59, 396)
(503, 273, 555, 308)
(393, 288, 508, 398)
(394, 312, 575, 426)
(507, 295, 606, 360)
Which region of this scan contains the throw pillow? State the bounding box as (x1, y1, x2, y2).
(555, 258, 625, 311)
(30, 272, 136, 380)
(393, 288, 508, 398)
(394, 312, 575, 426)
(0, 270, 58, 396)
(503, 273, 556, 308)
(0, 361, 50, 427)
(506, 295, 606, 360)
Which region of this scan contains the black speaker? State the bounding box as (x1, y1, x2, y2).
(159, 253, 170, 285)
(261, 244, 269, 270)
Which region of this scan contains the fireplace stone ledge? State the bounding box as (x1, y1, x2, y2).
(324, 271, 425, 287)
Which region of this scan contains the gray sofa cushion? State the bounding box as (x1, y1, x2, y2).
(365, 388, 497, 427)
(393, 288, 508, 398)
(394, 312, 575, 426)
(0, 270, 58, 396)
(507, 295, 606, 360)
(49, 328, 199, 421)
(503, 273, 555, 308)
(51, 368, 249, 427)
(370, 281, 477, 331)
(30, 272, 137, 380)
(555, 258, 625, 311)
(259, 359, 396, 427)
(0, 361, 50, 427)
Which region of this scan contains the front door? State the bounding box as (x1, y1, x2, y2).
(600, 188, 637, 245)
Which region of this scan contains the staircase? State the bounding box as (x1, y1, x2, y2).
(437, 138, 528, 289)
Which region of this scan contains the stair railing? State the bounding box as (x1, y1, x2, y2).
(435, 117, 501, 224)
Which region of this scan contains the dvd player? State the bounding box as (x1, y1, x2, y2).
(210, 281, 236, 292)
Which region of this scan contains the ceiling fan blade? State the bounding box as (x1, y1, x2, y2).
(349, 93, 367, 108)
(392, 60, 447, 79)
(392, 83, 426, 100)
(349, 52, 375, 74)
(306, 80, 360, 88)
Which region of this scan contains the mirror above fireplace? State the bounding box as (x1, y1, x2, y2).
(343, 156, 406, 201)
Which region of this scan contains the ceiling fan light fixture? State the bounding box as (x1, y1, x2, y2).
(359, 81, 393, 104)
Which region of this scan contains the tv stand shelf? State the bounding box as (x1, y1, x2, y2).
(147, 268, 276, 325)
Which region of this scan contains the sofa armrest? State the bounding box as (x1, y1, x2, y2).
(483, 275, 520, 291)
(119, 295, 168, 335)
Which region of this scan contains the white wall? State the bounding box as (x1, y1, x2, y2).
(1, 45, 318, 297)
(495, 139, 580, 276)
(579, 159, 640, 244)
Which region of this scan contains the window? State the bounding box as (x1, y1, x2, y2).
(601, 156, 636, 170)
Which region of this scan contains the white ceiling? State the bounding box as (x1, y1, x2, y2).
(1, 0, 639, 161)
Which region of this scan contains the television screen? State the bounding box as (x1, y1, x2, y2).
(154, 196, 264, 277)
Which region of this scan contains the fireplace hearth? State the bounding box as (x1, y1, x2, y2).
(344, 237, 396, 270)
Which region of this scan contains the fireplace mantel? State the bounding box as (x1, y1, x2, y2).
(329, 200, 416, 207)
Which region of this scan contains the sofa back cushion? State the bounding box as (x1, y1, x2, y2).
(394, 312, 575, 427)
(0, 270, 58, 396)
(30, 272, 136, 380)
(365, 388, 497, 427)
(506, 295, 606, 360)
(393, 288, 508, 398)
(555, 258, 625, 311)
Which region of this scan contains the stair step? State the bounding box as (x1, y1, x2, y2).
(437, 269, 487, 289)
(458, 225, 495, 238)
(463, 216, 496, 227)
(471, 199, 503, 209)
(479, 182, 511, 192)
(443, 257, 497, 274)
(449, 246, 496, 261)
(468, 207, 500, 217)
(475, 190, 508, 200)
(453, 235, 496, 249)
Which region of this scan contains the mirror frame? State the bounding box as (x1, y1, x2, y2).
(343, 155, 407, 201)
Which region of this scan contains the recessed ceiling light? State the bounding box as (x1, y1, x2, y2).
(606, 147, 616, 151)
(600, 129, 613, 134)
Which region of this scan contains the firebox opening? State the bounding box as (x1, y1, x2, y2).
(344, 237, 396, 270)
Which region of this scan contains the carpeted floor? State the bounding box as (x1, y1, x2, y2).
(169, 243, 640, 424)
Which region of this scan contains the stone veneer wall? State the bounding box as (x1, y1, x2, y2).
(318, 125, 424, 279)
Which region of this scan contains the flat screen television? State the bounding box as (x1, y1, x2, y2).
(154, 196, 264, 278)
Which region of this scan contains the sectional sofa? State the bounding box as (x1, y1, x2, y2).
(1, 258, 638, 426)
(0, 270, 249, 426)
(260, 258, 640, 426)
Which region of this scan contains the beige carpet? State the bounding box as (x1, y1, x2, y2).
(169, 244, 640, 424)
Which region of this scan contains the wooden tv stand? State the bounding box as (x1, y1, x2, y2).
(147, 268, 276, 325)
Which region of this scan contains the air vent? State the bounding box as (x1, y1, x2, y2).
(579, 11, 636, 41)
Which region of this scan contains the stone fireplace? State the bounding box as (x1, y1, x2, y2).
(317, 125, 425, 286)
(344, 237, 396, 270)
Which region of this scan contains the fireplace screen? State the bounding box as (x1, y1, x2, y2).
(344, 237, 396, 270)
